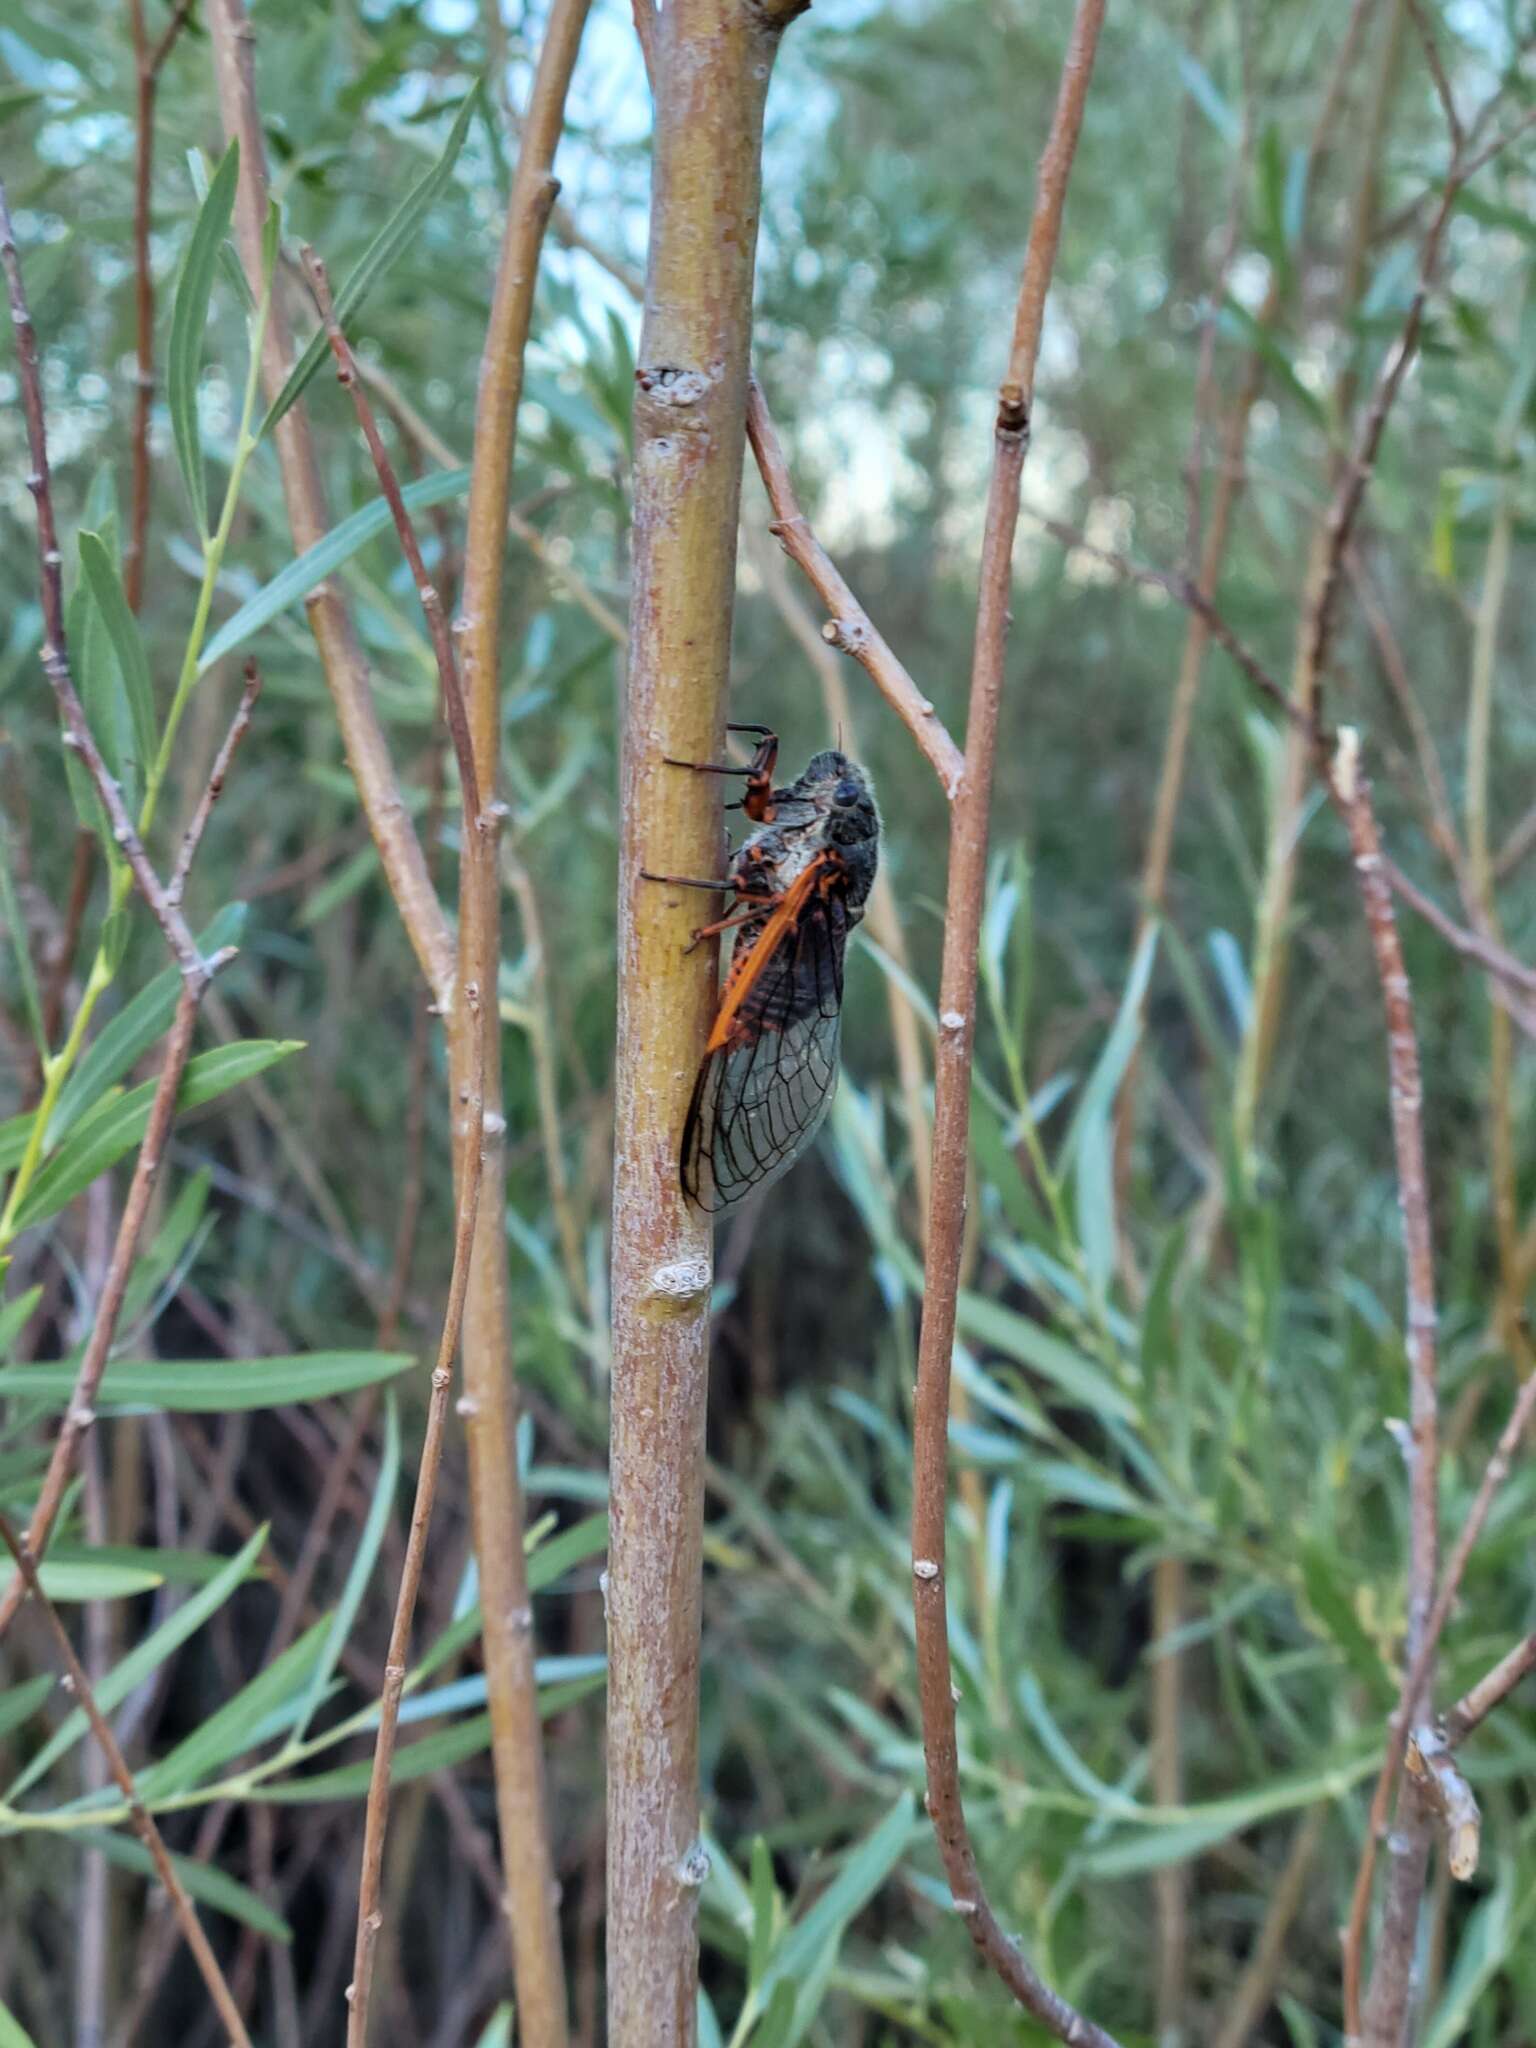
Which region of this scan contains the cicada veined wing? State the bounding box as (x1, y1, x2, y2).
(681, 854, 853, 1214)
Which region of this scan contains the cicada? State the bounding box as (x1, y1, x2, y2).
(650, 731, 880, 1214)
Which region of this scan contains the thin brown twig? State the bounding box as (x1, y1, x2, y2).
(1332, 730, 1438, 2045)
(1444, 1628, 1536, 1745)
(0, 1511, 255, 2048)
(208, 0, 454, 1007)
(630, 0, 658, 88)
(125, 0, 197, 612)
(0, 175, 243, 1641)
(0, 175, 218, 989)
(1342, 1350, 1536, 2020)
(0, 983, 211, 1640)
(449, 4, 592, 2037)
(745, 379, 965, 798)
(910, 4, 1120, 2042)
(168, 659, 263, 908)
(1029, 512, 1536, 1029)
(345, 1006, 485, 2046)
(297, 228, 499, 2047)
(1405, 0, 1463, 149)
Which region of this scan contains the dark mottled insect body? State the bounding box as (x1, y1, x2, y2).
(681, 749, 880, 1214)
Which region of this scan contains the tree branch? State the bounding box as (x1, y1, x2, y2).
(744, 379, 965, 798)
(910, 4, 1121, 2041)
(0, 1511, 254, 2048)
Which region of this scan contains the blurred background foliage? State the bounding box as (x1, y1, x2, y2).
(2, 0, 1535, 2042)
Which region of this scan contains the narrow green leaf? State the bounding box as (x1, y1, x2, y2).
(261, 83, 481, 436)
(956, 1291, 1137, 1423)
(198, 469, 469, 674)
(254, 1669, 606, 1802)
(754, 1799, 915, 2046)
(0, 821, 45, 1058)
(0, 1558, 162, 1604)
(77, 534, 157, 786)
(1300, 1542, 1396, 1707)
(6, 1526, 266, 1799)
(138, 1618, 331, 1800)
(0, 1997, 38, 2048)
(168, 141, 240, 536)
(0, 1285, 42, 1358)
(76, 1828, 291, 1941)
(749, 1836, 778, 1990)
(0, 1349, 413, 1415)
(0, 1674, 53, 1742)
(1058, 925, 1158, 1175)
(14, 1040, 303, 1229)
(41, 904, 247, 1154)
(293, 1391, 400, 1742)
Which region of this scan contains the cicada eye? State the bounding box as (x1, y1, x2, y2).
(834, 777, 862, 806)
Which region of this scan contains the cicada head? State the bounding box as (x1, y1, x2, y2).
(792, 750, 880, 916)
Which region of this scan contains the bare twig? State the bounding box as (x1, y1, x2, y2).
(910, 4, 1121, 2042)
(0, 175, 245, 1640)
(168, 660, 263, 908)
(1332, 728, 1437, 2046)
(1444, 1628, 1536, 1746)
(1404, 1727, 1478, 1879)
(1340, 979, 1536, 2026)
(0, 1512, 254, 2048)
(452, 4, 592, 2039)
(298, 227, 507, 2048)
(1211, 1808, 1327, 2048)
(1405, 0, 1463, 149)
(125, 0, 197, 612)
(0, 983, 208, 1639)
(745, 379, 965, 798)
(208, 0, 454, 1007)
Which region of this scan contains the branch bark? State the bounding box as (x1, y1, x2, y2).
(606, 4, 805, 2040)
(909, 5, 1121, 2041)
(450, 2, 592, 2036)
(207, 0, 453, 1007)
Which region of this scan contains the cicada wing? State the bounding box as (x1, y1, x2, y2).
(681, 889, 849, 1214)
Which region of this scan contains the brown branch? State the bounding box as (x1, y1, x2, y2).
(1404, 1727, 1479, 1880)
(747, 524, 933, 1234)
(1029, 512, 1536, 1033)
(0, 176, 215, 988)
(1405, 0, 1463, 148)
(1332, 729, 1438, 2045)
(125, 0, 197, 612)
(294, 232, 505, 2041)
(453, 4, 592, 2041)
(630, 0, 658, 89)
(606, 3, 806, 2041)
(0, 1511, 254, 2048)
(1339, 855, 1536, 2030)
(168, 659, 263, 908)
(910, 3, 1120, 2042)
(744, 379, 965, 798)
(207, 0, 454, 1007)
(0, 984, 211, 1646)
(1444, 1627, 1536, 1746)
(345, 996, 485, 2046)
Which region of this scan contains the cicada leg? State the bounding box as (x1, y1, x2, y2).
(639, 867, 781, 952)
(662, 724, 780, 822)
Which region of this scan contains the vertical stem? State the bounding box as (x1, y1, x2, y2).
(452, 1, 591, 2037)
(910, 6, 1120, 2043)
(1466, 490, 1522, 1359)
(606, 5, 803, 2040)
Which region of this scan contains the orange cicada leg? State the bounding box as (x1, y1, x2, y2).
(639, 866, 782, 953)
(662, 723, 780, 822)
